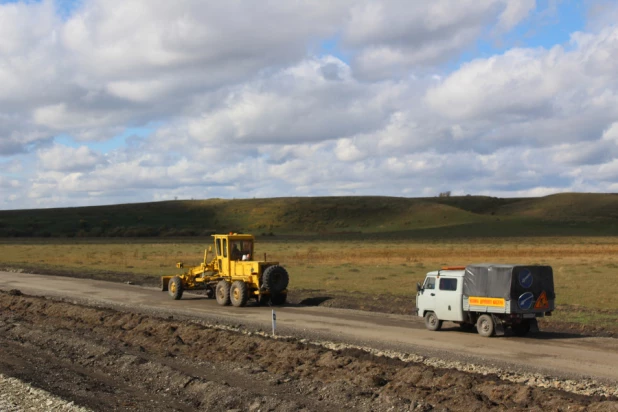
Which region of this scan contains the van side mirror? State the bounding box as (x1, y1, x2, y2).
(416, 282, 422, 293)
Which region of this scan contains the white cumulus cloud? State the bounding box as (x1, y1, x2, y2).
(37, 144, 104, 172)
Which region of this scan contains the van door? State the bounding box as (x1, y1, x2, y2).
(434, 277, 464, 321)
(417, 276, 437, 316)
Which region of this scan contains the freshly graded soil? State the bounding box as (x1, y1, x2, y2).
(1, 291, 616, 411)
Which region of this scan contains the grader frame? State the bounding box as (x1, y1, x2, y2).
(161, 234, 289, 307)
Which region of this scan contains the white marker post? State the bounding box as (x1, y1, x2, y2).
(272, 310, 277, 336)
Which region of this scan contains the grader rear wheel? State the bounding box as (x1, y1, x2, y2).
(230, 281, 248, 307)
(215, 280, 231, 306)
(168, 276, 183, 300)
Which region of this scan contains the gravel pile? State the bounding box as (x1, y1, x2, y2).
(0, 374, 91, 412)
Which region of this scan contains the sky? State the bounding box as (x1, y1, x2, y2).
(1, 0, 618, 210)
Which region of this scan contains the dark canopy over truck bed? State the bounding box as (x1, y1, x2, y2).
(462, 264, 555, 301)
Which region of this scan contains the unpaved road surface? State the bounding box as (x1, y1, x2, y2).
(1, 271, 617, 411)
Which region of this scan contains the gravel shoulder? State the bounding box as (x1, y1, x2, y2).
(0, 373, 92, 412)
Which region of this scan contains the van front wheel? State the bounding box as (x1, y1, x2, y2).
(424, 311, 442, 331)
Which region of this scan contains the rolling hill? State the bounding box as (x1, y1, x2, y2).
(1, 193, 617, 238)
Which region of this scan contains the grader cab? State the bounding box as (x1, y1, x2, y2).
(161, 234, 289, 307)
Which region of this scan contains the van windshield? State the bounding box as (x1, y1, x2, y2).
(424, 277, 436, 290)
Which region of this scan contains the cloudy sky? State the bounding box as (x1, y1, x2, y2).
(1, 0, 618, 209)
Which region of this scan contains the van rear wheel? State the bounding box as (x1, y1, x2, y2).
(477, 314, 495, 337)
(424, 311, 442, 331)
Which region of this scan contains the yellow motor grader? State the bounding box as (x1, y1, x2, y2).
(161, 233, 289, 307)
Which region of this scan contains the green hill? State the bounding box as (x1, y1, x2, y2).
(1, 193, 617, 238)
(495, 193, 618, 220)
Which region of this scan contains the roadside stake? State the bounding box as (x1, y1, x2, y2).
(272, 310, 277, 336)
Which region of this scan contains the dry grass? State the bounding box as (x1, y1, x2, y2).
(1, 237, 617, 310)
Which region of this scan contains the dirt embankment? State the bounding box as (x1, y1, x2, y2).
(1, 290, 616, 412)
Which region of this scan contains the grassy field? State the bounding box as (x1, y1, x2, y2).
(1, 236, 617, 313)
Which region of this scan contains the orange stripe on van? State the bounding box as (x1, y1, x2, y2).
(468, 297, 505, 307)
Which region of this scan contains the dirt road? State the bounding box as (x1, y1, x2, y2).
(1, 271, 618, 411)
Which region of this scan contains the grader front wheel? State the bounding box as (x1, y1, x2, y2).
(230, 281, 248, 307)
(168, 276, 184, 300)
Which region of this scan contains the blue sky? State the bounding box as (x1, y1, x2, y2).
(0, 0, 82, 18)
(496, 0, 585, 49)
(1, 0, 618, 209)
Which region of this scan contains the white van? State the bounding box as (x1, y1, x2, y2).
(415, 264, 555, 337)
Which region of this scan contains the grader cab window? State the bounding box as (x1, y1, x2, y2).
(231, 241, 242, 260)
(216, 239, 222, 256)
(230, 240, 253, 260)
(241, 240, 253, 259)
(223, 239, 227, 258)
